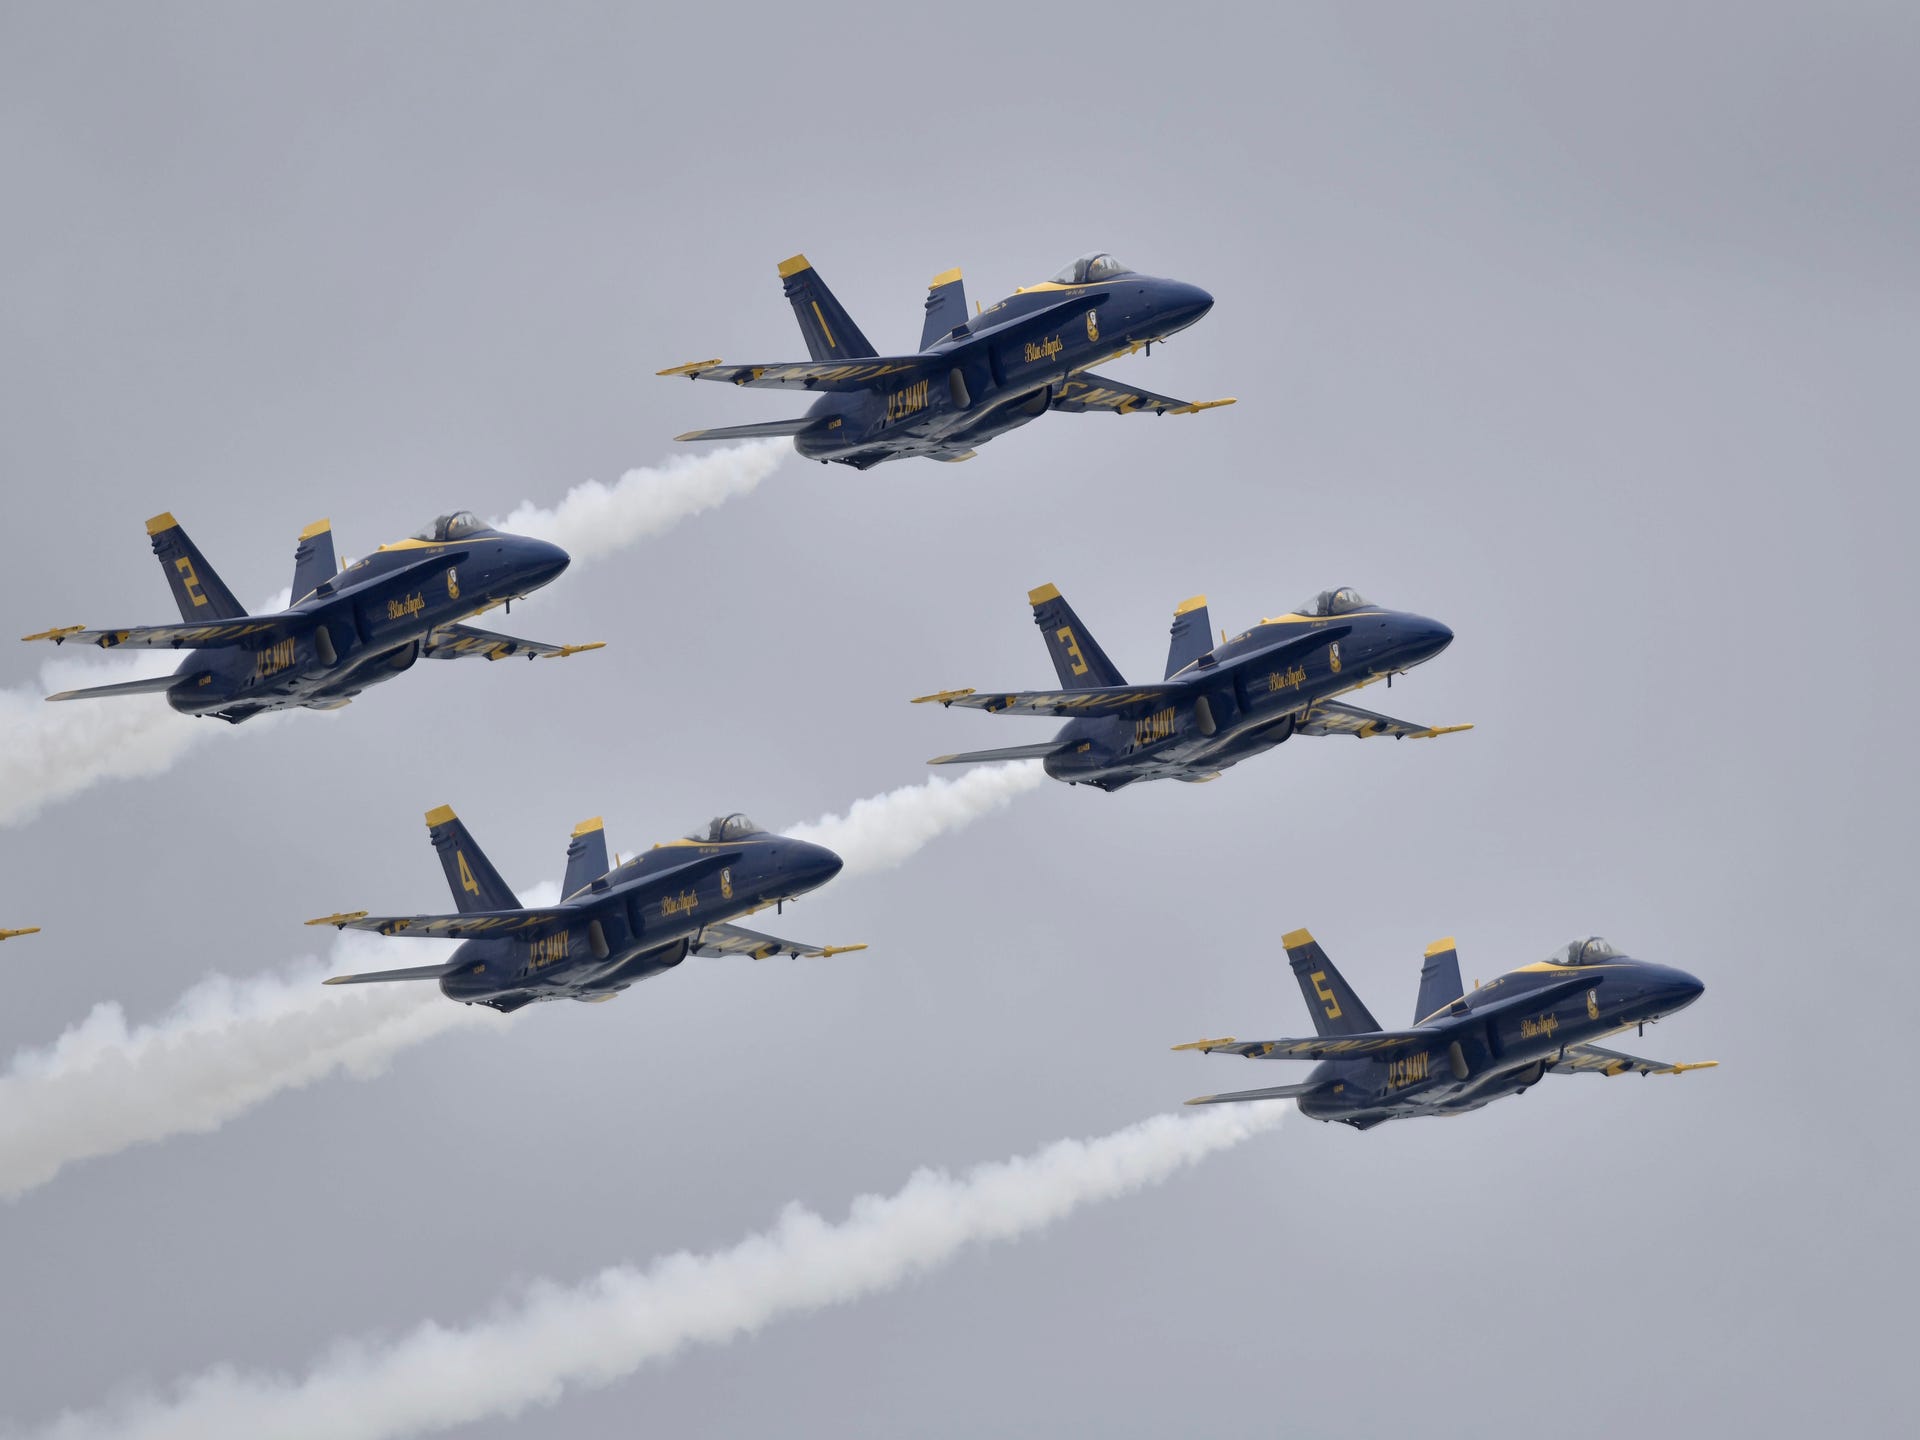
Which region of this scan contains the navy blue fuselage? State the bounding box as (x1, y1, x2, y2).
(793, 271, 1215, 467)
(440, 830, 843, 1012)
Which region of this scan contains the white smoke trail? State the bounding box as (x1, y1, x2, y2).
(0, 444, 786, 828)
(0, 650, 208, 828)
(786, 762, 1047, 877)
(27, 1105, 1281, 1440)
(0, 933, 495, 1202)
(491, 440, 788, 565)
(0, 754, 1051, 1199)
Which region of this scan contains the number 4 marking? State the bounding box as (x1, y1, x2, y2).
(457, 852, 480, 896)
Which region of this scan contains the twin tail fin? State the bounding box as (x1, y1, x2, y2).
(426, 806, 521, 914)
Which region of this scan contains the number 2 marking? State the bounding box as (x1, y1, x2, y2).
(176, 557, 208, 608)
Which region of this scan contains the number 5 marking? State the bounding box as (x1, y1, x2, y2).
(1311, 970, 1343, 1020)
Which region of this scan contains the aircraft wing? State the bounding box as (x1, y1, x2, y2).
(1550, 1044, 1719, 1077)
(1295, 699, 1472, 741)
(421, 624, 605, 662)
(689, 922, 868, 962)
(1050, 372, 1236, 417)
(23, 619, 288, 651)
(304, 908, 572, 939)
(1184, 1079, 1336, 1106)
(910, 684, 1184, 719)
(1172, 1030, 1439, 1061)
(657, 357, 925, 391)
(927, 742, 1072, 766)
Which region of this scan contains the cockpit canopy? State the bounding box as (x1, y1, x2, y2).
(411, 511, 489, 542)
(1545, 936, 1621, 966)
(686, 813, 762, 843)
(1047, 252, 1132, 285)
(1294, 587, 1375, 617)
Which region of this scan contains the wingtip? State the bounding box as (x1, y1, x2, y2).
(1170, 1037, 1235, 1052)
(657, 358, 722, 378)
(305, 910, 369, 929)
(817, 944, 869, 957)
(909, 687, 975, 706)
(22, 625, 86, 644)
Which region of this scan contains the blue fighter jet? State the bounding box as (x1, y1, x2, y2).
(311, 808, 863, 1014)
(23, 510, 595, 723)
(1177, 931, 1715, 1129)
(914, 584, 1466, 791)
(662, 252, 1230, 468)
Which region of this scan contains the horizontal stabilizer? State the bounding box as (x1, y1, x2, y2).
(322, 961, 462, 986)
(1184, 1080, 1332, 1107)
(44, 672, 195, 702)
(926, 742, 1069, 766)
(674, 418, 828, 442)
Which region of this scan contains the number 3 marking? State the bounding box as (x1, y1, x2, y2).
(1056, 626, 1089, 677)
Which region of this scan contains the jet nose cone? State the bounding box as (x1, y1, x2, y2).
(1403, 616, 1454, 664)
(521, 538, 570, 591)
(1161, 281, 1214, 333)
(1672, 970, 1706, 1008)
(793, 841, 844, 892)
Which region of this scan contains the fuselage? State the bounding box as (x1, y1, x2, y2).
(440, 830, 844, 1012)
(1300, 954, 1706, 1129)
(164, 528, 568, 723)
(1048, 606, 1454, 790)
(795, 272, 1214, 467)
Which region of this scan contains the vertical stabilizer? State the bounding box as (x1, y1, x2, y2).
(778, 254, 878, 362)
(291, 519, 337, 602)
(1283, 928, 1382, 1038)
(1165, 595, 1212, 678)
(563, 816, 610, 899)
(1028, 583, 1126, 690)
(920, 267, 969, 349)
(1415, 937, 1465, 1023)
(146, 513, 245, 621)
(425, 805, 521, 914)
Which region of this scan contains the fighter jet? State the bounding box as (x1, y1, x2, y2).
(0, 928, 39, 942)
(310, 807, 862, 1013)
(913, 584, 1466, 791)
(23, 511, 596, 723)
(661, 251, 1230, 468)
(1176, 931, 1714, 1129)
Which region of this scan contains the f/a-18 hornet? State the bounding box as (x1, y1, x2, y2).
(1176, 930, 1714, 1128)
(311, 808, 863, 1013)
(23, 511, 596, 723)
(913, 584, 1466, 791)
(661, 251, 1230, 468)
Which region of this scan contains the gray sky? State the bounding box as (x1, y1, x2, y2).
(1, 2, 1913, 1434)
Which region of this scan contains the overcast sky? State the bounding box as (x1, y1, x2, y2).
(1, 2, 1913, 1435)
